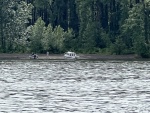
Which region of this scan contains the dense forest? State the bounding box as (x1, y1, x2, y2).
(0, 0, 150, 57)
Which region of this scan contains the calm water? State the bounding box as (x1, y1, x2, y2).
(0, 60, 150, 113)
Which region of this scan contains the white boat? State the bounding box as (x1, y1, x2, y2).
(64, 51, 79, 59)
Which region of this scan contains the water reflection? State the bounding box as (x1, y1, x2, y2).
(0, 60, 150, 112)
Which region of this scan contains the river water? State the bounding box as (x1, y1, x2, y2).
(0, 60, 150, 113)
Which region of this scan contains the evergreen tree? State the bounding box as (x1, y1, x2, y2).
(0, 0, 33, 52)
(121, 3, 149, 57)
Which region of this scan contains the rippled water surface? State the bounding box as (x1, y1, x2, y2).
(0, 60, 150, 113)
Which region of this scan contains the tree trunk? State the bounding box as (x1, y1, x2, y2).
(142, 0, 148, 44)
(0, 1, 5, 52)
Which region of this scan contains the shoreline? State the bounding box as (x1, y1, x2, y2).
(0, 53, 147, 61)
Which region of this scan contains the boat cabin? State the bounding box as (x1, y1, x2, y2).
(64, 51, 78, 59)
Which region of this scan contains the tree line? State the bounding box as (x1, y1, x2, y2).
(0, 0, 150, 57)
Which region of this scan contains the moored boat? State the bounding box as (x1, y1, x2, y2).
(29, 53, 38, 59)
(64, 51, 79, 59)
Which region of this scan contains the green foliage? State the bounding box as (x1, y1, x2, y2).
(42, 24, 53, 52)
(0, 0, 33, 52)
(30, 17, 45, 53)
(81, 22, 96, 52)
(0, 0, 150, 58)
(63, 28, 75, 51)
(110, 37, 126, 55)
(121, 3, 150, 57)
(52, 25, 65, 53)
(133, 36, 150, 58)
(13, 1, 33, 52)
(41, 24, 74, 53)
